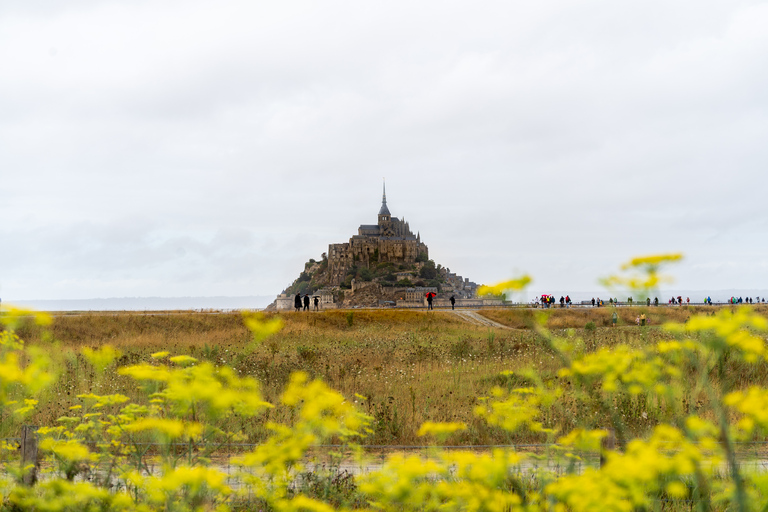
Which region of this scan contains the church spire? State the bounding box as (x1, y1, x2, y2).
(378, 179, 391, 217)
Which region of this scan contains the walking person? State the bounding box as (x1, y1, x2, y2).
(450, 295, 456, 310)
(313, 296, 319, 311)
(426, 292, 434, 311)
(612, 311, 618, 327)
(294, 293, 302, 312)
(303, 294, 310, 311)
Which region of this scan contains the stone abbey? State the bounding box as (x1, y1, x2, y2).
(327, 184, 429, 285)
(270, 183, 483, 310)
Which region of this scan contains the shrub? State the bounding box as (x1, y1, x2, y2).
(419, 260, 437, 280)
(296, 345, 318, 363)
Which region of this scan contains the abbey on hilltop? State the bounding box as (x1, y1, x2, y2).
(327, 183, 429, 285)
(270, 183, 481, 310)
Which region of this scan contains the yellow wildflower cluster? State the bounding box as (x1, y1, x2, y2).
(359, 448, 525, 512)
(474, 386, 558, 434)
(1, 255, 768, 512)
(548, 423, 722, 511)
(416, 421, 467, 442)
(601, 252, 683, 298)
(477, 275, 532, 298)
(669, 306, 768, 362)
(562, 345, 679, 396)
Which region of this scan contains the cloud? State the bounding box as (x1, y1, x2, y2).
(1, 0, 767, 300)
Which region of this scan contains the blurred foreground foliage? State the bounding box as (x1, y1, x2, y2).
(0, 257, 768, 510)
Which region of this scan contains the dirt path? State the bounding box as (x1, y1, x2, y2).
(449, 310, 511, 329)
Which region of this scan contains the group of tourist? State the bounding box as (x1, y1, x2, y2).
(729, 296, 762, 304)
(538, 295, 573, 308)
(536, 295, 766, 307)
(290, 291, 766, 312)
(294, 292, 319, 312)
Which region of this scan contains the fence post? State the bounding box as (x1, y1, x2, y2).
(600, 427, 616, 468)
(20, 425, 39, 486)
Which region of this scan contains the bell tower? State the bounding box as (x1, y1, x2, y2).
(378, 180, 394, 236)
(378, 181, 391, 222)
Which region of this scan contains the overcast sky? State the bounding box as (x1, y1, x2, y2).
(1, 0, 767, 302)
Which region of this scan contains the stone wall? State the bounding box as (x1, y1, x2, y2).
(327, 237, 428, 286)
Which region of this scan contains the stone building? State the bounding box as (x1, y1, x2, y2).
(404, 287, 438, 302)
(327, 184, 429, 285)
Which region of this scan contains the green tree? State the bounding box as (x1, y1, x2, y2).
(419, 260, 437, 280)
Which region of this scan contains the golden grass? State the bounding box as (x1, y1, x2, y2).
(10, 307, 768, 445)
(478, 305, 768, 329)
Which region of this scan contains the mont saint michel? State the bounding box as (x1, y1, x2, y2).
(271, 185, 483, 309)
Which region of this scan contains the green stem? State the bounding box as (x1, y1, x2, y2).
(717, 352, 747, 512)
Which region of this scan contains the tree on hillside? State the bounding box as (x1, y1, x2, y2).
(419, 260, 437, 280)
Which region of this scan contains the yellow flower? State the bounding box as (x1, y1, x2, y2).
(477, 275, 532, 297)
(130, 417, 191, 437)
(417, 421, 467, 441)
(76, 393, 130, 408)
(40, 438, 93, 463)
(169, 355, 198, 366)
(621, 253, 684, 270)
(243, 311, 284, 346)
(558, 428, 607, 452)
(601, 253, 683, 297)
(474, 386, 556, 434)
(669, 306, 768, 362)
(82, 345, 122, 373)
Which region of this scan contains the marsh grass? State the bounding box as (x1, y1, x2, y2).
(478, 305, 754, 329)
(11, 307, 768, 446)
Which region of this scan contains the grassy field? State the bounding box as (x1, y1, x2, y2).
(476, 304, 727, 329)
(12, 306, 768, 446)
